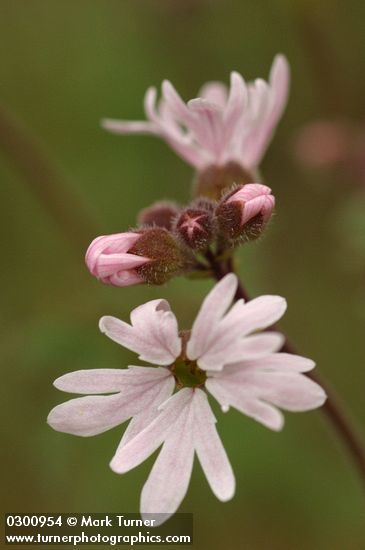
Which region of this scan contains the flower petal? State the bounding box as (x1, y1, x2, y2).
(53, 368, 132, 394)
(140, 389, 195, 524)
(116, 372, 175, 448)
(196, 296, 286, 369)
(222, 353, 316, 374)
(187, 274, 238, 360)
(193, 389, 235, 501)
(206, 377, 284, 431)
(99, 299, 181, 365)
(48, 367, 173, 436)
(199, 81, 228, 107)
(236, 371, 327, 412)
(110, 389, 193, 473)
(161, 80, 193, 121)
(47, 393, 131, 437)
(85, 232, 142, 274)
(198, 332, 285, 372)
(101, 119, 159, 135)
(241, 54, 290, 167)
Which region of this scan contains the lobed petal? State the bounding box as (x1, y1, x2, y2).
(187, 274, 238, 360)
(140, 390, 195, 524)
(110, 389, 193, 474)
(193, 390, 235, 501)
(222, 353, 316, 374)
(206, 377, 284, 431)
(99, 298, 181, 365)
(53, 368, 132, 394)
(198, 332, 285, 372)
(48, 368, 173, 437)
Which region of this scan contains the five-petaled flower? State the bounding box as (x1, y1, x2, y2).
(48, 274, 326, 524)
(102, 55, 289, 176)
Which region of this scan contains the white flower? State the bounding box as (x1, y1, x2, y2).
(102, 55, 289, 173)
(48, 274, 325, 524)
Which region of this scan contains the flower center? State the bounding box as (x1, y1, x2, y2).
(171, 358, 207, 388)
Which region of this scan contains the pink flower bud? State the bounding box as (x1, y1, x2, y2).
(175, 203, 215, 251)
(85, 232, 149, 287)
(216, 183, 275, 242)
(137, 200, 181, 231)
(86, 228, 192, 287)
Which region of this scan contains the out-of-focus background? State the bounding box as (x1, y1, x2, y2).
(1, 1, 365, 548)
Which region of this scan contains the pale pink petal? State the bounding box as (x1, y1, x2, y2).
(53, 368, 132, 394)
(219, 294, 286, 336)
(116, 373, 175, 448)
(187, 274, 238, 360)
(233, 397, 284, 431)
(47, 394, 126, 436)
(129, 299, 181, 362)
(196, 295, 286, 368)
(99, 316, 145, 357)
(241, 55, 289, 167)
(269, 54, 290, 127)
(193, 389, 235, 501)
(233, 332, 285, 359)
(107, 270, 144, 287)
(222, 353, 316, 374)
(235, 371, 326, 412)
(144, 86, 161, 125)
(161, 80, 193, 121)
(145, 87, 202, 172)
(94, 252, 148, 278)
(140, 390, 195, 523)
(85, 232, 142, 275)
(101, 119, 159, 135)
(206, 377, 284, 431)
(198, 332, 285, 372)
(222, 71, 248, 151)
(48, 368, 173, 437)
(99, 298, 181, 365)
(110, 389, 193, 473)
(225, 184, 275, 226)
(199, 81, 228, 107)
(187, 99, 224, 158)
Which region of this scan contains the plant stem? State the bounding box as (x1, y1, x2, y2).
(208, 253, 365, 491)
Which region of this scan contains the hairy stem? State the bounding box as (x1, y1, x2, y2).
(208, 253, 365, 491)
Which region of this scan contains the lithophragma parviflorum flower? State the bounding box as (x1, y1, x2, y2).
(102, 55, 289, 180)
(48, 274, 325, 524)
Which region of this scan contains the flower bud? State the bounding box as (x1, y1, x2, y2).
(85, 232, 149, 287)
(193, 161, 256, 200)
(137, 200, 181, 230)
(175, 201, 215, 251)
(216, 183, 275, 242)
(86, 228, 191, 287)
(128, 227, 192, 285)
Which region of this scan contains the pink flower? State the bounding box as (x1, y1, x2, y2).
(224, 184, 275, 226)
(48, 275, 325, 523)
(85, 232, 149, 287)
(102, 55, 289, 173)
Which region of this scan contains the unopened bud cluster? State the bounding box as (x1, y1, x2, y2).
(85, 183, 274, 288)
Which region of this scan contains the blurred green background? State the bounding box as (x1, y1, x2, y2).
(1, 1, 365, 548)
